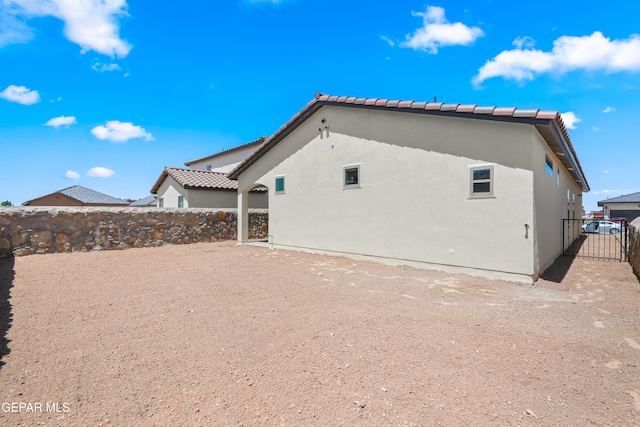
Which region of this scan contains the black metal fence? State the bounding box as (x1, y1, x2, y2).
(563, 219, 629, 261)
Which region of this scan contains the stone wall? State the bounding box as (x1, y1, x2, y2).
(0, 207, 268, 258)
(630, 217, 640, 281)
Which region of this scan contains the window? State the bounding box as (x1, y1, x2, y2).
(470, 165, 494, 197)
(545, 155, 553, 177)
(275, 176, 285, 194)
(206, 165, 212, 171)
(557, 168, 560, 188)
(178, 195, 184, 208)
(343, 165, 360, 188)
(159, 197, 164, 208)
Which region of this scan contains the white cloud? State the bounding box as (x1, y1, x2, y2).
(379, 35, 396, 47)
(561, 111, 581, 129)
(45, 115, 77, 128)
(512, 36, 536, 50)
(4, 0, 131, 57)
(0, 84, 40, 105)
(91, 62, 121, 72)
(65, 170, 80, 179)
(91, 120, 154, 142)
(592, 126, 600, 131)
(0, 6, 34, 47)
(603, 106, 616, 113)
(474, 31, 640, 85)
(401, 6, 484, 53)
(87, 167, 115, 178)
(603, 170, 609, 174)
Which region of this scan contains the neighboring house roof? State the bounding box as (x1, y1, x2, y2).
(597, 191, 640, 206)
(129, 195, 157, 206)
(22, 185, 128, 206)
(151, 167, 266, 194)
(184, 137, 266, 167)
(228, 93, 589, 192)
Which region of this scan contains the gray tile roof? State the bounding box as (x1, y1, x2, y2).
(228, 93, 589, 192)
(597, 191, 640, 205)
(129, 195, 157, 206)
(151, 167, 267, 194)
(23, 185, 129, 206)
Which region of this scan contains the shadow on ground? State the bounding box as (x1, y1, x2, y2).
(0, 255, 15, 371)
(540, 255, 576, 283)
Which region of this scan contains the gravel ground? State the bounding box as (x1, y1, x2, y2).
(1, 241, 639, 426)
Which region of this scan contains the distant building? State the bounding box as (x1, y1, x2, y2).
(598, 191, 640, 222)
(22, 185, 129, 207)
(129, 195, 157, 207)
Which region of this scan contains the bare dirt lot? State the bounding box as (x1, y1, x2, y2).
(1, 241, 639, 426)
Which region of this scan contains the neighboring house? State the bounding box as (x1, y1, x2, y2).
(229, 93, 589, 283)
(184, 137, 265, 173)
(151, 167, 267, 208)
(22, 185, 129, 207)
(598, 191, 640, 222)
(129, 195, 157, 207)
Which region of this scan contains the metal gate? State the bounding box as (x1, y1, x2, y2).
(563, 219, 629, 261)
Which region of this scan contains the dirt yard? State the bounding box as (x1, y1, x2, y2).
(1, 242, 639, 426)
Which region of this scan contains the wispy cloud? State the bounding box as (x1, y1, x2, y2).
(379, 35, 396, 47)
(45, 115, 77, 128)
(0, 6, 33, 47)
(603, 170, 609, 174)
(603, 106, 616, 113)
(401, 6, 484, 54)
(474, 31, 640, 85)
(592, 126, 600, 131)
(0, 84, 40, 105)
(87, 167, 115, 178)
(65, 170, 80, 179)
(4, 0, 132, 57)
(91, 120, 154, 142)
(561, 111, 581, 129)
(91, 62, 121, 72)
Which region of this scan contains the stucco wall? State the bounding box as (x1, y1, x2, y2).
(157, 176, 268, 209)
(188, 145, 259, 172)
(241, 107, 543, 281)
(0, 207, 268, 257)
(629, 217, 640, 281)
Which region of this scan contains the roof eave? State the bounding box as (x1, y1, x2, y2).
(538, 121, 590, 192)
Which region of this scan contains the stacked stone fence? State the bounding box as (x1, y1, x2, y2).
(0, 207, 268, 258)
(630, 218, 640, 281)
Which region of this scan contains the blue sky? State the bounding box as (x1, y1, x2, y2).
(1, 0, 638, 211)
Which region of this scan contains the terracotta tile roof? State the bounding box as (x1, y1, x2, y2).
(22, 185, 128, 206)
(151, 167, 266, 194)
(228, 93, 589, 192)
(184, 137, 266, 166)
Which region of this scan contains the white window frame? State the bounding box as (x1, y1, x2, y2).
(343, 164, 361, 189)
(274, 175, 285, 194)
(469, 164, 495, 198)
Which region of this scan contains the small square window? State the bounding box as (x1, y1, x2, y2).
(470, 165, 494, 197)
(545, 155, 553, 177)
(206, 165, 212, 171)
(275, 176, 285, 194)
(343, 165, 360, 188)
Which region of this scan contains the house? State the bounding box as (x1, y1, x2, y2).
(151, 138, 268, 208)
(184, 137, 265, 172)
(129, 195, 157, 207)
(229, 93, 589, 283)
(22, 185, 129, 207)
(150, 167, 267, 208)
(598, 191, 640, 222)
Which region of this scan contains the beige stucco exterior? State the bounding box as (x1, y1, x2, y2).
(237, 106, 584, 282)
(157, 175, 267, 209)
(187, 144, 260, 173)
